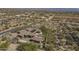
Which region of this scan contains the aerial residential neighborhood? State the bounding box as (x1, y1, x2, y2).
(0, 8, 79, 51)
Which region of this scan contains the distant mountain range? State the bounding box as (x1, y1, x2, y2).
(29, 8, 79, 12)
(45, 8, 79, 12)
(0, 8, 79, 13)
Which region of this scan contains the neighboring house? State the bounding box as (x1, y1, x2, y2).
(9, 27, 43, 44)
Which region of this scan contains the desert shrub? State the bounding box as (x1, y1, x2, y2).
(17, 43, 38, 51)
(0, 41, 9, 50)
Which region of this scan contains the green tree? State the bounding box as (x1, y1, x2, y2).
(40, 26, 56, 50)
